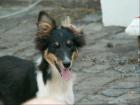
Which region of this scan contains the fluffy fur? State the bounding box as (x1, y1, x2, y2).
(36, 58, 75, 104)
(0, 11, 85, 105)
(0, 56, 37, 105)
(35, 11, 85, 104)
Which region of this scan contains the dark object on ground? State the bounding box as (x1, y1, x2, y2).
(106, 42, 114, 48)
(0, 56, 37, 105)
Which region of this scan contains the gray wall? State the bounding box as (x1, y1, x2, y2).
(0, 0, 100, 10)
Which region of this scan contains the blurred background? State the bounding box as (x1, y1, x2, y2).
(0, 0, 139, 104)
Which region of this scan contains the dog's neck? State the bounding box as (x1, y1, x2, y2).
(36, 58, 74, 104)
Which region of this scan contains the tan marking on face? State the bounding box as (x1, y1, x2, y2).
(44, 50, 58, 65)
(44, 50, 64, 70)
(72, 50, 79, 63)
(53, 42, 60, 48)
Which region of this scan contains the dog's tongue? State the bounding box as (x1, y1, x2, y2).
(61, 68, 71, 81)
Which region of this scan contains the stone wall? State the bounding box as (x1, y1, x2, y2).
(0, 0, 101, 10)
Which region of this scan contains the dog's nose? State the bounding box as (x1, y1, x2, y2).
(63, 62, 71, 68)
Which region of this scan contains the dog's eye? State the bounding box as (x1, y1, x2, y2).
(53, 42, 60, 48)
(66, 40, 73, 48)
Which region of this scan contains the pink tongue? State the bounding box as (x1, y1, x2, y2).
(61, 69, 71, 81)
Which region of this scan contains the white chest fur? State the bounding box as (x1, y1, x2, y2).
(36, 70, 74, 104)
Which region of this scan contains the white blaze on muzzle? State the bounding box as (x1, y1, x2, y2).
(60, 53, 72, 81)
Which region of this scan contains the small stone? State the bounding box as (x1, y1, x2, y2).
(108, 94, 140, 105)
(113, 82, 139, 89)
(106, 42, 114, 48)
(118, 60, 126, 65)
(0, 46, 8, 49)
(85, 95, 113, 104)
(102, 88, 127, 97)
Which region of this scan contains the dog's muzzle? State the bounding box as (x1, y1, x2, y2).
(55, 61, 72, 81)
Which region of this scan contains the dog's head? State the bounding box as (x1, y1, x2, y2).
(36, 11, 85, 80)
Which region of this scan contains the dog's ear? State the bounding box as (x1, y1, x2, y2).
(62, 16, 85, 47)
(61, 16, 83, 35)
(73, 33, 86, 48)
(37, 11, 56, 37)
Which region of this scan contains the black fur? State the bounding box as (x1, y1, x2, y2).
(38, 58, 52, 83)
(0, 56, 38, 105)
(0, 11, 85, 105)
(36, 11, 86, 83)
(35, 27, 85, 52)
(35, 27, 85, 82)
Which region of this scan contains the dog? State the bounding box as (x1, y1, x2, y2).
(35, 11, 85, 104)
(0, 11, 85, 105)
(0, 56, 38, 105)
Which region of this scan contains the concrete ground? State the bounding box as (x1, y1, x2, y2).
(0, 3, 140, 105)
